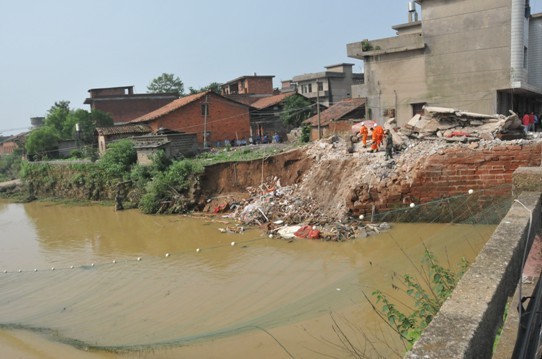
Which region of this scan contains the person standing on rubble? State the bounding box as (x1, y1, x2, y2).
(522, 112, 531, 133)
(385, 130, 394, 160)
(370, 124, 384, 152)
(359, 122, 368, 147)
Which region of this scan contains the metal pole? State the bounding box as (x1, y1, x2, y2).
(317, 82, 321, 139)
(203, 94, 208, 148)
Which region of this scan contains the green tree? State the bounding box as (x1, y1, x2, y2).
(147, 73, 184, 97)
(99, 139, 137, 179)
(25, 127, 60, 160)
(44, 101, 71, 138)
(280, 95, 314, 128)
(67, 109, 113, 145)
(188, 82, 222, 95)
(0, 148, 23, 181)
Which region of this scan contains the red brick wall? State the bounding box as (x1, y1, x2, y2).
(146, 95, 251, 145)
(310, 122, 353, 140)
(93, 97, 176, 124)
(0, 141, 18, 155)
(350, 142, 542, 216)
(245, 78, 274, 95)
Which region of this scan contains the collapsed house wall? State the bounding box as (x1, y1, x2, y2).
(349, 142, 542, 218)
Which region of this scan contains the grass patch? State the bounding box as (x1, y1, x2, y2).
(196, 144, 298, 166)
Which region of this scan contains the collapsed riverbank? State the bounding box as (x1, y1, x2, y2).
(9, 135, 542, 239)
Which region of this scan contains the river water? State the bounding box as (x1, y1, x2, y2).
(0, 200, 496, 358)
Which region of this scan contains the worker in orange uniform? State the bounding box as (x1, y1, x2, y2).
(359, 122, 368, 147)
(371, 124, 384, 152)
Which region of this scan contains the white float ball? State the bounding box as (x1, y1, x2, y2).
(34, 269, 37, 272)
(359, 214, 364, 220)
(468, 189, 474, 195)
(112, 260, 116, 264)
(70, 265, 74, 269)
(51, 267, 55, 271)
(91, 263, 95, 267)
(410, 203, 415, 208)
(165, 253, 170, 258)
(231, 241, 236, 246)
(18, 269, 21, 273)
(196, 248, 201, 253)
(137, 257, 142, 261)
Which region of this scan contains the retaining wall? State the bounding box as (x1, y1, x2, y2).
(406, 168, 542, 358)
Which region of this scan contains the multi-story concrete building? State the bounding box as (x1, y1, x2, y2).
(347, 0, 542, 126)
(291, 63, 363, 107)
(84, 86, 178, 125)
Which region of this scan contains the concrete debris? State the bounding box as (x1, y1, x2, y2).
(207, 109, 540, 241)
(211, 177, 391, 241)
(401, 106, 526, 141)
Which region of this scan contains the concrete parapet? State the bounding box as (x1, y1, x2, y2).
(406, 191, 541, 358)
(513, 167, 542, 195)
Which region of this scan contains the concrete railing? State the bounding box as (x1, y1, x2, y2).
(406, 167, 542, 358)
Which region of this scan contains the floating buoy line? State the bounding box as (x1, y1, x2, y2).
(0, 189, 478, 275)
(0, 236, 268, 275)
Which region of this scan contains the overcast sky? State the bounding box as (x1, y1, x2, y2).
(1, 0, 541, 135)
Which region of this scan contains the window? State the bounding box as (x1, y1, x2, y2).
(308, 83, 312, 93)
(411, 102, 426, 116)
(201, 103, 209, 116)
(524, 46, 528, 68)
(317, 82, 323, 91)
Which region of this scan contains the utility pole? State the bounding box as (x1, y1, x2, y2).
(316, 81, 322, 139)
(203, 94, 208, 149)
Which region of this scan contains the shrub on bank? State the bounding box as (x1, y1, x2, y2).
(139, 159, 204, 214)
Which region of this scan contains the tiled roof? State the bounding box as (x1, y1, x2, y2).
(304, 98, 366, 126)
(96, 124, 151, 136)
(250, 92, 296, 110)
(130, 92, 209, 123)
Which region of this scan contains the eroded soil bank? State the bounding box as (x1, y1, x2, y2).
(203, 137, 542, 225)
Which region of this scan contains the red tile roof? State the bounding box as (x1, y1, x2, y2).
(250, 92, 296, 110)
(304, 98, 366, 126)
(96, 124, 151, 136)
(130, 92, 209, 123)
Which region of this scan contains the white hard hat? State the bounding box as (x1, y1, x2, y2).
(361, 122, 365, 125)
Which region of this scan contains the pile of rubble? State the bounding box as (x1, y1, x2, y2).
(402, 106, 525, 142)
(209, 179, 391, 241)
(208, 106, 538, 242)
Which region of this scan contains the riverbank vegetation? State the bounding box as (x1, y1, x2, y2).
(369, 249, 468, 352)
(17, 139, 299, 214)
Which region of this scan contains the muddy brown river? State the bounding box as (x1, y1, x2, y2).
(0, 200, 496, 358)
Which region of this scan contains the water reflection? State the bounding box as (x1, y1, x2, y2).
(0, 201, 497, 358)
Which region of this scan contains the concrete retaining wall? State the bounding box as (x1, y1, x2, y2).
(406, 190, 541, 358)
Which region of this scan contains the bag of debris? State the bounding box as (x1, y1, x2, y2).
(294, 225, 321, 239)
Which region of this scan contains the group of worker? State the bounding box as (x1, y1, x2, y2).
(358, 122, 394, 160)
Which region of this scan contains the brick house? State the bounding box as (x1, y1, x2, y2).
(95, 124, 152, 155)
(130, 91, 251, 148)
(304, 98, 366, 140)
(132, 131, 199, 165)
(0, 132, 28, 156)
(221, 75, 275, 97)
(250, 92, 315, 141)
(85, 86, 178, 125)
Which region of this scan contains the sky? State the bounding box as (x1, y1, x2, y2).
(0, 0, 541, 136)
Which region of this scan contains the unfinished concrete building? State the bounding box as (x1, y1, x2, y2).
(292, 64, 363, 108)
(347, 0, 542, 126)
